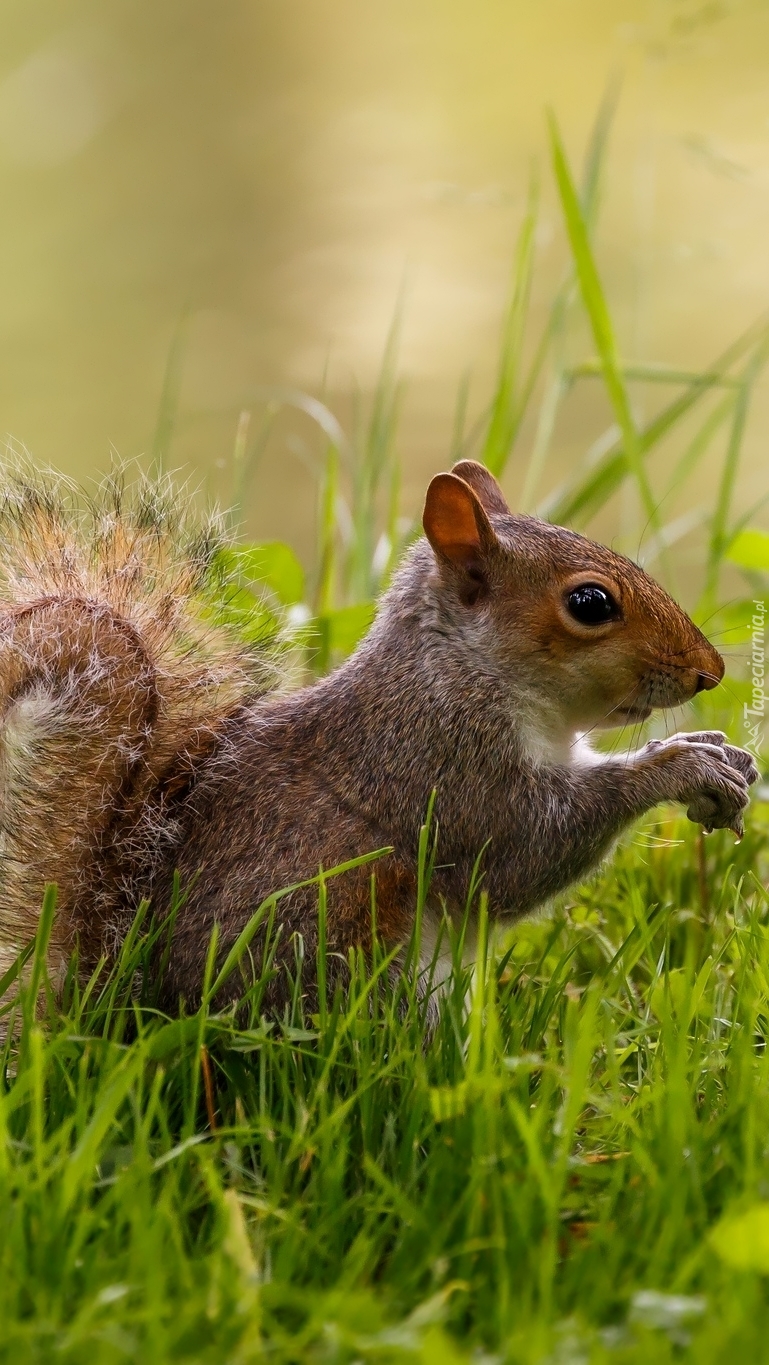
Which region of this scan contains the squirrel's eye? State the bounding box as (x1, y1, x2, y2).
(565, 583, 618, 625)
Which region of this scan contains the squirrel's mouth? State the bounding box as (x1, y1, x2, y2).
(595, 702, 652, 729)
(615, 704, 652, 723)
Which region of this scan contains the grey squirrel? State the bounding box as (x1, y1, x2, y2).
(0, 461, 758, 1009)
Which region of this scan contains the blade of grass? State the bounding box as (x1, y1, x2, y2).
(239, 388, 350, 465)
(567, 361, 740, 388)
(151, 304, 190, 475)
(449, 371, 472, 464)
(580, 74, 622, 229)
(702, 332, 769, 606)
(547, 111, 661, 544)
(206, 849, 392, 1003)
(722, 489, 769, 553)
(20, 884, 58, 1042)
(542, 312, 769, 526)
(521, 83, 620, 508)
(349, 294, 404, 599)
(661, 389, 736, 502)
(521, 369, 567, 511)
(481, 174, 539, 476)
(637, 507, 706, 571)
(0, 940, 35, 1004)
(314, 442, 339, 620)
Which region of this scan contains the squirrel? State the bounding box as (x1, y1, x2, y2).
(0, 460, 759, 1012)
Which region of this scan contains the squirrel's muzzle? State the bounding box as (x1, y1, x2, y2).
(681, 639, 725, 698)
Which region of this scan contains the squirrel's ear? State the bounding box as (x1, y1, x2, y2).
(450, 460, 510, 516)
(423, 472, 497, 586)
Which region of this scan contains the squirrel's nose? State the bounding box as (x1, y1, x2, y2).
(692, 644, 725, 694)
(694, 671, 719, 693)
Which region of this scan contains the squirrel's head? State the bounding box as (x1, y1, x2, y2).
(421, 460, 724, 737)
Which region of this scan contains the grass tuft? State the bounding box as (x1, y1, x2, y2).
(1, 813, 769, 1361)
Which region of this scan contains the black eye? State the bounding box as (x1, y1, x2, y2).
(565, 583, 618, 625)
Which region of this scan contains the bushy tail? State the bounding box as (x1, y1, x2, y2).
(0, 471, 276, 987)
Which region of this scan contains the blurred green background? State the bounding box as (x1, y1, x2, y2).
(0, 0, 767, 570)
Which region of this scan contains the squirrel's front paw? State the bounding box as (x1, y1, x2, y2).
(640, 732, 758, 837)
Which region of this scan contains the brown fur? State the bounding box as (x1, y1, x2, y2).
(0, 462, 758, 1011)
(0, 472, 273, 985)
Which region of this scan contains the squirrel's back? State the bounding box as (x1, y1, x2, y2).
(0, 472, 274, 986)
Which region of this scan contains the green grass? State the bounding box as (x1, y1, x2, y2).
(3, 810, 769, 1363)
(2, 102, 769, 1362)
